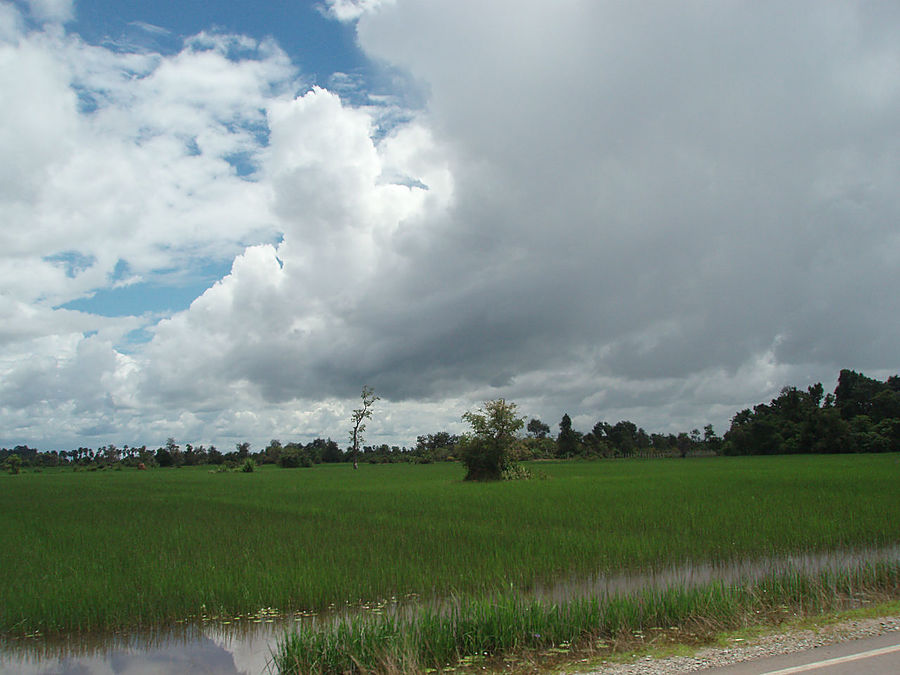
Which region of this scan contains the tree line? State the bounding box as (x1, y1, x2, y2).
(2, 369, 898, 474)
(722, 369, 900, 455)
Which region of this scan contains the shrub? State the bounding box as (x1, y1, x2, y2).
(460, 398, 525, 481)
(279, 448, 314, 468)
(3, 455, 22, 475)
(500, 463, 534, 481)
(279, 448, 301, 468)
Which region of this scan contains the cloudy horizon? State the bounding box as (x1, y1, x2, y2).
(2, 0, 898, 452)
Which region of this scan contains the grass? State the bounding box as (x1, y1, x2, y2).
(2, 454, 899, 641)
(272, 562, 900, 673)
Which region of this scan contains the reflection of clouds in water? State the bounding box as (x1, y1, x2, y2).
(202, 624, 281, 675)
(0, 655, 113, 675)
(0, 631, 270, 675)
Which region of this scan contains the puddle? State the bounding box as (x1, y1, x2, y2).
(2, 545, 897, 674)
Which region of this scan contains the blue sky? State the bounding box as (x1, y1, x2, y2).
(2, 0, 899, 451)
(70, 1, 365, 87)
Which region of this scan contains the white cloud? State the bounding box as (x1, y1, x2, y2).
(0, 16, 304, 446)
(135, 87, 450, 414)
(2, 1, 900, 450)
(322, 0, 395, 22)
(0, 23, 297, 301)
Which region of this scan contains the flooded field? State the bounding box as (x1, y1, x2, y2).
(4, 545, 898, 675)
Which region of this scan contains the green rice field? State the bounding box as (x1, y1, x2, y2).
(3, 454, 899, 641)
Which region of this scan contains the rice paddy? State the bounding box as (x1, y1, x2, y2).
(3, 454, 900, 672)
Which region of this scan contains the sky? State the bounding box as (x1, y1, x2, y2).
(2, 0, 899, 452)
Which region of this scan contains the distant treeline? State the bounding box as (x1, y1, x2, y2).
(2, 369, 898, 472)
(723, 369, 900, 455)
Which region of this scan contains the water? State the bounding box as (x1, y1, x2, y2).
(1, 622, 285, 675)
(2, 545, 898, 675)
(532, 544, 900, 605)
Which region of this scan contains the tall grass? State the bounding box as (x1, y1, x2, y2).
(273, 561, 900, 673)
(2, 454, 899, 635)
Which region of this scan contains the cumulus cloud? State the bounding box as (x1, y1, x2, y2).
(137, 87, 452, 410)
(343, 0, 900, 423)
(2, 0, 900, 450)
(0, 11, 301, 446)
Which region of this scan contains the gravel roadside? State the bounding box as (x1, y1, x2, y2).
(575, 614, 900, 674)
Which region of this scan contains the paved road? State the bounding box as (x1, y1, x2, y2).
(702, 631, 900, 674)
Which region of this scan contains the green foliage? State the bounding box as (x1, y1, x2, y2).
(2, 456, 900, 636)
(155, 446, 173, 467)
(556, 413, 581, 458)
(500, 462, 536, 481)
(274, 561, 900, 674)
(526, 417, 551, 438)
(414, 431, 459, 463)
(278, 447, 301, 468)
(2, 454, 22, 475)
(724, 371, 900, 456)
(236, 442, 250, 460)
(279, 446, 314, 468)
(240, 458, 255, 473)
(460, 398, 525, 480)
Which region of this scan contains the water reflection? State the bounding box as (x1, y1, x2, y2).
(0, 622, 283, 675)
(533, 543, 900, 605)
(2, 545, 898, 675)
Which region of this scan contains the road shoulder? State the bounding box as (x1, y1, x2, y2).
(572, 604, 900, 674)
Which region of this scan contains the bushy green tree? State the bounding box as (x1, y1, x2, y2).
(460, 398, 524, 481)
(3, 454, 22, 474)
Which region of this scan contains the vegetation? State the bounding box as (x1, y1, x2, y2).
(459, 398, 525, 480)
(3, 369, 897, 470)
(2, 455, 900, 640)
(3, 369, 900, 671)
(723, 369, 900, 455)
(349, 385, 379, 470)
(273, 561, 900, 674)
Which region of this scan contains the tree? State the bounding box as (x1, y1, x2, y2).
(3, 454, 22, 475)
(279, 445, 311, 468)
(527, 418, 551, 439)
(318, 438, 344, 463)
(557, 413, 580, 458)
(703, 424, 721, 454)
(676, 432, 692, 459)
(164, 437, 184, 467)
(460, 398, 524, 480)
(155, 446, 173, 467)
(834, 369, 881, 420)
(609, 420, 638, 456)
(207, 445, 224, 465)
(349, 385, 379, 470)
(415, 432, 460, 462)
(263, 439, 283, 464)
